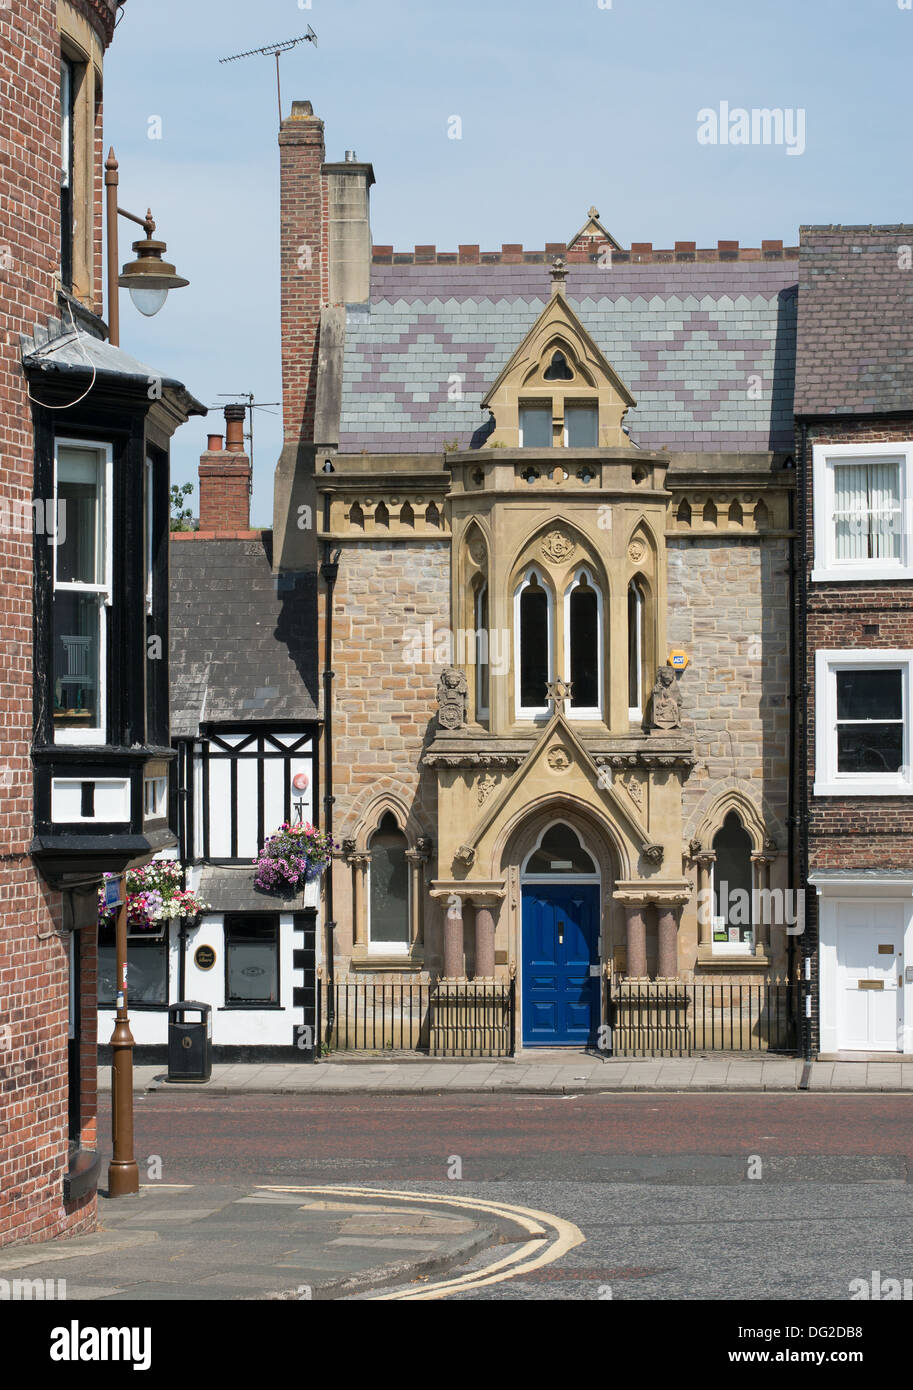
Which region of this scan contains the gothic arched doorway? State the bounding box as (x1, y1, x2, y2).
(520, 821, 601, 1046)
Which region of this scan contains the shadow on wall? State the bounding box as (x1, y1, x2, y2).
(269, 531, 320, 712)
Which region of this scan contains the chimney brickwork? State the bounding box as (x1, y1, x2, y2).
(196, 404, 253, 534)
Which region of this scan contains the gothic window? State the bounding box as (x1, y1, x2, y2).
(628, 578, 645, 718)
(712, 811, 754, 947)
(368, 812, 410, 950)
(564, 569, 602, 717)
(474, 581, 489, 720)
(523, 822, 598, 876)
(544, 350, 573, 381)
(515, 569, 552, 716)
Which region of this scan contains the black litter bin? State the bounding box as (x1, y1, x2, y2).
(167, 1001, 212, 1082)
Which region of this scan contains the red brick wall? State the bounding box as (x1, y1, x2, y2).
(0, 0, 108, 1248)
(804, 419, 913, 871)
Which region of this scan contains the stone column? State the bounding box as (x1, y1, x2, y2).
(624, 903, 648, 979)
(695, 852, 716, 948)
(350, 854, 369, 948)
(656, 903, 681, 980)
(471, 896, 499, 980)
(405, 849, 426, 951)
(443, 893, 465, 980)
(751, 853, 773, 955)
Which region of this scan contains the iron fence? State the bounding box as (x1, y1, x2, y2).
(320, 978, 515, 1057)
(606, 977, 798, 1057)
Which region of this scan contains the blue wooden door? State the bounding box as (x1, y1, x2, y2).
(521, 884, 600, 1046)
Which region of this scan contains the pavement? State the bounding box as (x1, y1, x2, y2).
(0, 1183, 526, 1301)
(97, 1052, 913, 1094)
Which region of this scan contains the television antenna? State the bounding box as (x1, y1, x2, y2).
(219, 29, 317, 123)
(207, 392, 280, 475)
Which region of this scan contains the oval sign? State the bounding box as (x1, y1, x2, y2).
(292, 771, 309, 793)
(194, 944, 216, 972)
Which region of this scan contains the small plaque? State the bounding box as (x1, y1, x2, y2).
(104, 878, 122, 910)
(194, 944, 216, 972)
(858, 979, 884, 991)
(668, 649, 689, 670)
(878, 944, 894, 955)
(589, 964, 601, 977)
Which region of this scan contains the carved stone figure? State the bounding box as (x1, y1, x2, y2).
(650, 666, 682, 730)
(436, 666, 468, 729)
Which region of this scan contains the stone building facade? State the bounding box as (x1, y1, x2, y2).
(274, 98, 798, 1050)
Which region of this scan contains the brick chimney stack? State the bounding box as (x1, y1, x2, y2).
(198, 404, 251, 532)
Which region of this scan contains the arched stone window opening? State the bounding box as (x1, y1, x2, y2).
(399, 500, 414, 527)
(349, 501, 365, 529)
(702, 498, 717, 526)
(368, 812, 410, 952)
(677, 498, 692, 527)
(374, 501, 390, 528)
(514, 568, 553, 717)
(728, 499, 743, 527)
(628, 577, 646, 719)
(711, 811, 754, 951)
(522, 821, 599, 877)
(425, 501, 441, 527)
(564, 568, 603, 717)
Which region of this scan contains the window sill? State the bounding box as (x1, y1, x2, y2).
(98, 1001, 169, 1010)
(697, 947, 771, 970)
(220, 1003, 284, 1011)
(811, 567, 913, 584)
(351, 949, 425, 972)
(814, 781, 913, 798)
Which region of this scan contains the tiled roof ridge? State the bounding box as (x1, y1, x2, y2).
(372, 240, 797, 266)
(799, 223, 913, 234)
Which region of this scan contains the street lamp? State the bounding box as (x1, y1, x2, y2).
(104, 147, 189, 346)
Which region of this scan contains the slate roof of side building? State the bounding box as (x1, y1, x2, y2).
(338, 247, 799, 453)
(795, 225, 913, 417)
(169, 534, 318, 738)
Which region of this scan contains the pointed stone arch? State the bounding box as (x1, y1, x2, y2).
(693, 788, 767, 854)
(510, 515, 611, 597)
(625, 515, 659, 578)
(348, 785, 430, 852)
(493, 791, 630, 883)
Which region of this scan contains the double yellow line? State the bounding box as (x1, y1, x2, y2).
(256, 1184, 585, 1300)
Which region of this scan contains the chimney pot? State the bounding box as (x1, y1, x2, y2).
(344, 149, 357, 162)
(224, 403, 246, 452)
(207, 433, 223, 452)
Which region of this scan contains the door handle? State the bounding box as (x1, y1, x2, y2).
(558, 920, 564, 945)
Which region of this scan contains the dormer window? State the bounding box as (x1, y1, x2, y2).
(519, 404, 552, 448)
(544, 350, 573, 381)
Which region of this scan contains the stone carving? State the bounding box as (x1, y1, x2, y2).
(477, 772, 496, 804)
(546, 677, 572, 715)
(436, 666, 468, 729)
(643, 843, 664, 866)
(468, 536, 487, 566)
(424, 752, 526, 770)
(547, 745, 571, 773)
(455, 844, 476, 867)
(650, 666, 682, 730)
(628, 536, 647, 565)
(541, 529, 575, 564)
(622, 772, 644, 809)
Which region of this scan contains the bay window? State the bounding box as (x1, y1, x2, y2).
(52, 441, 112, 743)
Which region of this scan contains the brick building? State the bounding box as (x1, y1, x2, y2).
(273, 99, 800, 1052)
(796, 225, 913, 1056)
(0, 0, 201, 1247)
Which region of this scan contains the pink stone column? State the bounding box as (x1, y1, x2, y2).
(625, 904, 648, 978)
(443, 895, 464, 979)
(656, 904, 681, 979)
(473, 902, 496, 980)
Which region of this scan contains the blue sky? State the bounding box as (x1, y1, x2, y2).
(106, 0, 910, 524)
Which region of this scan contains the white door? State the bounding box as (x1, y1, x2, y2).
(836, 901, 904, 1051)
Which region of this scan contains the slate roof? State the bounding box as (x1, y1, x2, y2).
(795, 225, 913, 417)
(339, 260, 798, 453)
(169, 535, 318, 738)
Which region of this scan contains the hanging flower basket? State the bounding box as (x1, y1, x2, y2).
(98, 860, 209, 938)
(254, 821, 335, 898)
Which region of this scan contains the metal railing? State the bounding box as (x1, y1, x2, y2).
(320, 979, 515, 1057)
(606, 977, 798, 1057)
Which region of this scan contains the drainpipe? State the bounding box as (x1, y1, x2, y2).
(797, 420, 812, 1059)
(176, 739, 189, 1001)
(786, 459, 796, 1010)
(320, 462, 340, 1039)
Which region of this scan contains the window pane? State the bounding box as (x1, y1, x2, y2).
(369, 817, 409, 945)
(543, 351, 573, 381)
(569, 582, 598, 708)
(836, 668, 902, 722)
(98, 935, 168, 1006)
(519, 580, 548, 707)
(57, 447, 102, 584)
(833, 461, 901, 561)
(712, 812, 753, 944)
(60, 59, 74, 285)
(628, 582, 642, 710)
(566, 405, 598, 448)
(475, 584, 489, 715)
(53, 591, 101, 728)
(519, 405, 551, 448)
(837, 724, 904, 774)
(227, 920, 278, 1002)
